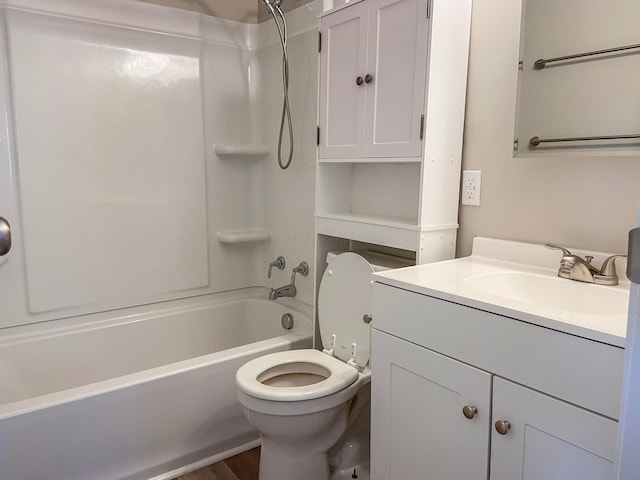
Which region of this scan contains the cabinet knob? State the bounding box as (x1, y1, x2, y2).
(462, 405, 478, 419)
(364, 73, 373, 84)
(356, 76, 364, 86)
(363, 314, 373, 324)
(495, 420, 511, 435)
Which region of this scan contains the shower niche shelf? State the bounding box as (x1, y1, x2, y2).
(213, 144, 270, 157)
(216, 228, 271, 244)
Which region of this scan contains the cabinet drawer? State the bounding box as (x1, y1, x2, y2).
(372, 283, 625, 419)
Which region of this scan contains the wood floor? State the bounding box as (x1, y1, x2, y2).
(176, 448, 260, 480)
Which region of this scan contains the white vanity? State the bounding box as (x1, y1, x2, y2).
(369, 238, 628, 480)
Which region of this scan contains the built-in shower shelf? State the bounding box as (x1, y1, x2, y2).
(213, 144, 270, 157)
(216, 228, 272, 244)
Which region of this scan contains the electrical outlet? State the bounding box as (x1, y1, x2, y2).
(461, 170, 481, 206)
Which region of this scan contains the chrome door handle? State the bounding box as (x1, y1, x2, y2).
(0, 217, 11, 256)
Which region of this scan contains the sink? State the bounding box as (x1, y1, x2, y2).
(462, 270, 629, 317)
(372, 237, 630, 347)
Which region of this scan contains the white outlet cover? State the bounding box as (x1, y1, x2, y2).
(462, 170, 481, 206)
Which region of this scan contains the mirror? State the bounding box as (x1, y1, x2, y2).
(513, 0, 640, 157)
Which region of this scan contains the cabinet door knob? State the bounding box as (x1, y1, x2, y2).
(495, 420, 511, 435)
(364, 73, 373, 84)
(462, 405, 478, 419)
(356, 76, 364, 86)
(363, 314, 373, 324)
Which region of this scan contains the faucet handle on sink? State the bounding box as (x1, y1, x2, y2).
(545, 243, 573, 256)
(594, 254, 627, 285)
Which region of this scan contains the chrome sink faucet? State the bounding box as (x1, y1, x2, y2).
(269, 261, 309, 300)
(545, 243, 626, 286)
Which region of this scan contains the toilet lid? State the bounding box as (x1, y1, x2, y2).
(318, 252, 374, 367)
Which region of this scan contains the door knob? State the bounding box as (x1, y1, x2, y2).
(462, 405, 478, 419)
(495, 420, 511, 435)
(356, 76, 364, 86)
(0, 217, 11, 256)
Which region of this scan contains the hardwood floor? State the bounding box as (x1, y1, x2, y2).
(177, 447, 260, 480)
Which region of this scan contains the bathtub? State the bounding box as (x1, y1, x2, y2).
(0, 288, 312, 480)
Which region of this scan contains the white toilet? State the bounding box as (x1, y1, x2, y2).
(236, 251, 404, 480)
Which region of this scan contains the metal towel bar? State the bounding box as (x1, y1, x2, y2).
(530, 134, 640, 147)
(534, 42, 640, 69)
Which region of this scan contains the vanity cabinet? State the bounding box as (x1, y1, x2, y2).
(491, 378, 617, 480)
(371, 329, 491, 479)
(318, 0, 428, 159)
(315, 0, 472, 259)
(370, 283, 623, 480)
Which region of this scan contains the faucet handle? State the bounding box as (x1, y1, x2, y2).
(268, 256, 286, 279)
(545, 243, 573, 256)
(600, 255, 627, 276)
(290, 261, 309, 284)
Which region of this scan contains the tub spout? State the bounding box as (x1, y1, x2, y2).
(269, 283, 297, 300)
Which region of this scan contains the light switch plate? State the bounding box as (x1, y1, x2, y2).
(461, 170, 481, 206)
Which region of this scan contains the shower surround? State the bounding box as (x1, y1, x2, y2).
(0, 0, 318, 478)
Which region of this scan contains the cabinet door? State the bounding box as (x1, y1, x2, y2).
(318, 2, 368, 159)
(363, 0, 428, 157)
(371, 329, 491, 480)
(491, 378, 617, 480)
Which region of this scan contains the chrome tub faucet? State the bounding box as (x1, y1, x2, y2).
(269, 261, 309, 300)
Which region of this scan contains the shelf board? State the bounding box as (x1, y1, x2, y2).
(316, 213, 420, 251)
(213, 144, 270, 157)
(216, 228, 271, 244)
(317, 157, 421, 164)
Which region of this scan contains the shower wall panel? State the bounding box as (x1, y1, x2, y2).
(7, 10, 209, 315)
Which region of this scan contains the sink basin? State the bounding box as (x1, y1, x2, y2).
(462, 270, 629, 317)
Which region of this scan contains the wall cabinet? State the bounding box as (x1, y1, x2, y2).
(315, 0, 472, 261)
(319, 0, 428, 159)
(370, 283, 621, 480)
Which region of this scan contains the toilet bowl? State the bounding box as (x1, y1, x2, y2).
(236, 252, 404, 480)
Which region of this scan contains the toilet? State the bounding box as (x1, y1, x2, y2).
(236, 251, 409, 480)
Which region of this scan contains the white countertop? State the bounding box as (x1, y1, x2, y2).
(373, 238, 629, 348)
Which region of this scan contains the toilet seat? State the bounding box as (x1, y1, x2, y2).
(236, 349, 359, 402)
(318, 252, 374, 367)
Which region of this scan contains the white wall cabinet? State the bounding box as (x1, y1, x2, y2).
(370, 283, 622, 480)
(315, 0, 472, 261)
(319, 0, 428, 159)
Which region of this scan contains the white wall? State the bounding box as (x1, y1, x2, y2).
(458, 0, 640, 257)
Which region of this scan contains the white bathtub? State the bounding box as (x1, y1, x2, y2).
(0, 288, 312, 480)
